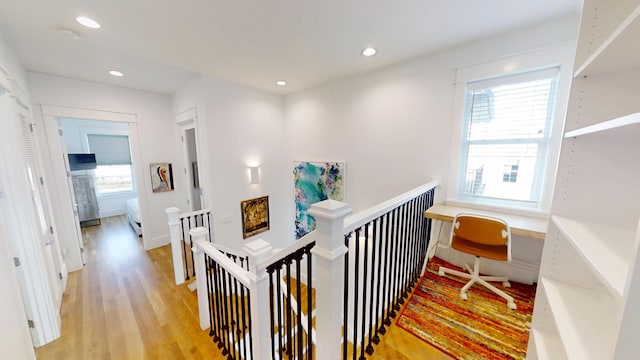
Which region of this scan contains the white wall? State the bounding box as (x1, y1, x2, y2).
(285, 15, 578, 213)
(27, 72, 181, 251)
(173, 76, 291, 251)
(0, 32, 38, 360)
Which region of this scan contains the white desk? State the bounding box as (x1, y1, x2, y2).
(423, 203, 548, 283)
(424, 203, 548, 240)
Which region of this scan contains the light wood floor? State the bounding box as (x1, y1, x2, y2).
(36, 215, 452, 360)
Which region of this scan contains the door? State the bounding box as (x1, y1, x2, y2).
(18, 107, 67, 306)
(58, 127, 88, 264)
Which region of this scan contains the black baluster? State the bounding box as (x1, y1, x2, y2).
(247, 290, 254, 359)
(276, 266, 284, 358)
(352, 227, 361, 360)
(221, 268, 230, 355)
(268, 269, 276, 359)
(296, 255, 303, 360)
(285, 259, 293, 357)
(367, 219, 379, 351)
(212, 261, 222, 346)
(389, 209, 400, 317)
(343, 233, 351, 360)
(382, 211, 392, 328)
(360, 223, 371, 359)
(240, 281, 248, 360)
(374, 215, 385, 341)
(399, 203, 409, 300)
(305, 244, 314, 359)
(205, 257, 214, 338)
(180, 218, 190, 280)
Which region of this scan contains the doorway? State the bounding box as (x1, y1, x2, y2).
(177, 107, 203, 212)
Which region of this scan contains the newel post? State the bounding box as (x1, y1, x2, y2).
(243, 239, 274, 360)
(190, 227, 210, 330)
(166, 207, 185, 285)
(308, 199, 352, 360)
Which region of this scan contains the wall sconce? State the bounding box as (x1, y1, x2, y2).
(249, 166, 260, 185)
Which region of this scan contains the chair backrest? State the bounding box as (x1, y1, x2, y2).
(449, 213, 511, 261)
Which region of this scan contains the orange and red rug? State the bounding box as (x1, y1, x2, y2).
(396, 257, 536, 360)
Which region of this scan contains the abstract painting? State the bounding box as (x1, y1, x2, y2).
(241, 195, 270, 239)
(293, 161, 345, 239)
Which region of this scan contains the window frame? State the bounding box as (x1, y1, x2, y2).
(445, 45, 574, 215)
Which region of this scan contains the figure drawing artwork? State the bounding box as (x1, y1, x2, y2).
(150, 163, 174, 192)
(293, 161, 345, 239)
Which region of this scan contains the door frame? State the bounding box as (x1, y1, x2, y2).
(39, 105, 149, 266)
(176, 107, 204, 211)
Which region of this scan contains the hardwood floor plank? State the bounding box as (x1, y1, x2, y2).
(36, 215, 225, 360)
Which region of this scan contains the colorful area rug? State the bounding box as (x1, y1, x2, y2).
(396, 257, 536, 360)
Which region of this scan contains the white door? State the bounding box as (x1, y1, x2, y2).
(57, 127, 87, 264)
(17, 107, 68, 307)
(0, 87, 60, 346)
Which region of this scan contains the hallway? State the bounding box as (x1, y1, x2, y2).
(36, 215, 451, 359)
(36, 216, 224, 359)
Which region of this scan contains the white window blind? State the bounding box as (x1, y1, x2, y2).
(458, 67, 559, 206)
(87, 134, 132, 165)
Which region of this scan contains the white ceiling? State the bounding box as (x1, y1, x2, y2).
(0, 0, 581, 95)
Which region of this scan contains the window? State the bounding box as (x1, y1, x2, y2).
(457, 67, 559, 207)
(87, 134, 134, 193)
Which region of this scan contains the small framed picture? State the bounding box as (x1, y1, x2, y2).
(240, 195, 270, 239)
(150, 163, 174, 192)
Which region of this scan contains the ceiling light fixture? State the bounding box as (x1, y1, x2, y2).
(362, 47, 377, 57)
(76, 16, 101, 29)
(276, 80, 287, 86)
(109, 70, 124, 77)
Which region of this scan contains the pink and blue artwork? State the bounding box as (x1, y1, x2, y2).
(293, 161, 345, 239)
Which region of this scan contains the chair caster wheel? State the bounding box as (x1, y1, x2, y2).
(503, 281, 511, 288)
(507, 302, 517, 310)
(460, 292, 468, 300)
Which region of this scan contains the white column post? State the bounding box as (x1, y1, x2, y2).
(165, 207, 185, 285)
(190, 227, 210, 330)
(243, 238, 274, 360)
(308, 199, 352, 360)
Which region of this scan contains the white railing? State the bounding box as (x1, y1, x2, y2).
(166, 207, 214, 285)
(189, 180, 439, 360)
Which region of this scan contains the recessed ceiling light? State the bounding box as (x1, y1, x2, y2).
(362, 47, 377, 57)
(109, 70, 124, 77)
(76, 16, 101, 29)
(276, 80, 287, 86)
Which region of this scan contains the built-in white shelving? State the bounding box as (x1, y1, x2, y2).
(574, 4, 640, 78)
(527, 1, 640, 358)
(564, 112, 640, 138)
(551, 216, 634, 297)
(541, 278, 617, 359)
(531, 327, 567, 360)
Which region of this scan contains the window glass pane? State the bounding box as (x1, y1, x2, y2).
(94, 165, 133, 193)
(458, 68, 558, 207)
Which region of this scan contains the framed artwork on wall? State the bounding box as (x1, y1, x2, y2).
(241, 195, 270, 239)
(293, 161, 345, 239)
(150, 163, 174, 192)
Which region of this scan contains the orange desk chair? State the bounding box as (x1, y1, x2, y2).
(438, 213, 516, 310)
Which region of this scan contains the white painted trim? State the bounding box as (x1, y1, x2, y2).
(41, 105, 136, 122)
